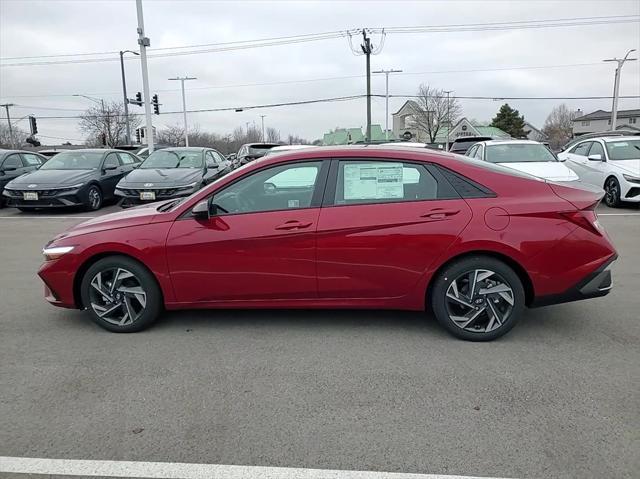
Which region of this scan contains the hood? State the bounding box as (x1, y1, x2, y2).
(52, 203, 163, 241)
(497, 161, 579, 182)
(610, 159, 640, 176)
(7, 169, 95, 188)
(118, 168, 203, 187)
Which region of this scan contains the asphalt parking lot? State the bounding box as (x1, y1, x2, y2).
(1, 203, 639, 479)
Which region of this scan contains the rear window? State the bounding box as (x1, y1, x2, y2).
(451, 154, 544, 181)
(485, 144, 557, 163)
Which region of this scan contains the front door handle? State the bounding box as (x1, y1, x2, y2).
(275, 220, 313, 230)
(421, 208, 460, 219)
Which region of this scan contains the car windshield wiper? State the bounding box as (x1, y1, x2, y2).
(157, 198, 183, 212)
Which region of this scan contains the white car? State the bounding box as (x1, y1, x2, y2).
(557, 136, 640, 207)
(263, 144, 317, 156)
(465, 140, 579, 182)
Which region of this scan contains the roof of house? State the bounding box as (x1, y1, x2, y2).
(573, 109, 640, 121)
(321, 125, 391, 145)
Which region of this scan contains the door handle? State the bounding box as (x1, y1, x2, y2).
(421, 208, 460, 219)
(275, 220, 313, 230)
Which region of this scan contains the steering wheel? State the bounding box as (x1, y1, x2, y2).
(223, 192, 253, 212)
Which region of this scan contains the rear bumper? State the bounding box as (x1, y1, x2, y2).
(530, 254, 617, 307)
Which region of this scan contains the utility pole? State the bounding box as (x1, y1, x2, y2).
(169, 76, 197, 146)
(373, 69, 402, 140)
(136, 0, 154, 153)
(260, 115, 266, 142)
(361, 29, 373, 142)
(120, 50, 139, 145)
(603, 49, 637, 130)
(1, 103, 15, 147)
(444, 90, 453, 150)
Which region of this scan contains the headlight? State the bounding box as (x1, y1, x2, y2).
(42, 245, 75, 261)
(622, 174, 640, 184)
(174, 182, 198, 191)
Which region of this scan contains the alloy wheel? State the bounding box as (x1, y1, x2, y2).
(445, 269, 515, 333)
(604, 178, 619, 207)
(88, 268, 147, 326)
(88, 187, 102, 210)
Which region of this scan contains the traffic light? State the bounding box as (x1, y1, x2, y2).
(152, 94, 160, 115)
(135, 128, 141, 143)
(134, 92, 142, 106)
(28, 116, 38, 135)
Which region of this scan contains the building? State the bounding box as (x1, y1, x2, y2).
(523, 121, 547, 142)
(321, 124, 393, 145)
(572, 108, 640, 136)
(392, 101, 510, 145)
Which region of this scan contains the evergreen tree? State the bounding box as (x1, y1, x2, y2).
(490, 103, 526, 138)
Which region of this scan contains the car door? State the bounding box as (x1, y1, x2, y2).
(315, 158, 472, 300)
(0, 154, 28, 191)
(580, 140, 609, 188)
(562, 141, 592, 180)
(211, 149, 232, 175)
(100, 152, 125, 198)
(165, 159, 329, 303)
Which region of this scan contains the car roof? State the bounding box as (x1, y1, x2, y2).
(601, 136, 640, 142)
(244, 143, 280, 148)
(160, 147, 207, 152)
(478, 139, 542, 146)
(269, 144, 316, 151)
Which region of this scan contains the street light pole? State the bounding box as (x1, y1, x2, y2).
(1, 103, 15, 147)
(119, 50, 139, 145)
(136, 0, 154, 153)
(169, 76, 197, 146)
(372, 69, 402, 140)
(603, 49, 637, 130)
(260, 115, 266, 142)
(444, 90, 453, 150)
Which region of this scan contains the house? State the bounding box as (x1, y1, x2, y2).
(572, 108, 640, 136)
(321, 124, 392, 145)
(392, 101, 510, 145)
(523, 121, 547, 141)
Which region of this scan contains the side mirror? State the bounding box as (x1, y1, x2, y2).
(103, 163, 118, 170)
(192, 200, 210, 219)
(587, 154, 603, 162)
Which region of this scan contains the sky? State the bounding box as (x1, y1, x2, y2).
(1, 0, 639, 145)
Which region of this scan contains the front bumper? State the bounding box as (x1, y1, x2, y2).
(530, 254, 617, 307)
(3, 187, 85, 208)
(115, 187, 196, 208)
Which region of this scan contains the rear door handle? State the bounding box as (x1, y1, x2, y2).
(421, 208, 460, 219)
(275, 220, 313, 230)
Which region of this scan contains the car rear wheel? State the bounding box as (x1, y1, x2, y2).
(430, 256, 525, 341)
(80, 256, 162, 332)
(85, 185, 103, 211)
(604, 177, 622, 208)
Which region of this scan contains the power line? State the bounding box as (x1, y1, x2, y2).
(2, 15, 637, 67)
(0, 61, 612, 100)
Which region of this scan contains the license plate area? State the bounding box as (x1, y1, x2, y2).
(23, 192, 39, 201)
(140, 191, 156, 201)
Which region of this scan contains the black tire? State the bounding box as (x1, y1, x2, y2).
(80, 255, 163, 333)
(84, 185, 103, 211)
(430, 256, 525, 341)
(603, 176, 622, 208)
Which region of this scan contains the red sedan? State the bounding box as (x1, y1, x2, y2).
(38, 146, 617, 341)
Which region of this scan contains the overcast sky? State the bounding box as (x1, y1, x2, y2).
(1, 0, 639, 144)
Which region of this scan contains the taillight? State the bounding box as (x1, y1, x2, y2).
(559, 201, 603, 236)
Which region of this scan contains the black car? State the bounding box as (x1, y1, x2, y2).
(115, 147, 232, 207)
(235, 143, 280, 167)
(448, 136, 495, 155)
(0, 149, 47, 207)
(2, 149, 141, 211)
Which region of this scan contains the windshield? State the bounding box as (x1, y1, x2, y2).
(485, 143, 557, 163)
(140, 150, 203, 169)
(605, 140, 640, 160)
(39, 151, 104, 170)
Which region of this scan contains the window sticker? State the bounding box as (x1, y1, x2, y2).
(288, 199, 300, 208)
(344, 162, 404, 200)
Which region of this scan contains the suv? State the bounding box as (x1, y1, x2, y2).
(557, 136, 640, 207)
(448, 136, 494, 155)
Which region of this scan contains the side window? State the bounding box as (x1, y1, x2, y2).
(466, 146, 477, 157)
(212, 151, 226, 164)
(1, 154, 23, 170)
(117, 152, 135, 165)
(103, 153, 120, 169)
(474, 145, 484, 160)
(21, 153, 43, 166)
(588, 142, 605, 158)
(213, 161, 323, 214)
(205, 151, 217, 168)
(333, 160, 438, 206)
(571, 142, 592, 156)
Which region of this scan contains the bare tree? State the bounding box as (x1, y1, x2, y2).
(542, 104, 580, 150)
(0, 123, 28, 148)
(286, 134, 309, 145)
(411, 84, 462, 143)
(78, 101, 141, 147)
(266, 127, 281, 143)
(156, 124, 186, 146)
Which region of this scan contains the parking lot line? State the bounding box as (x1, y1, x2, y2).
(0, 456, 510, 479)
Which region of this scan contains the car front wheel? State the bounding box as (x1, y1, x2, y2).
(85, 185, 103, 211)
(430, 256, 525, 341)
(604, 177, 622, 208)
(80, 256, 162, 332)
